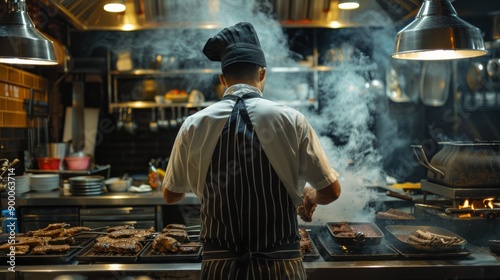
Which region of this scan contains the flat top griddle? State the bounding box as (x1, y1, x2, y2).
(139, 242, 202, 263)
(76, 240, 148, 263)
(0, 236, 94, 265)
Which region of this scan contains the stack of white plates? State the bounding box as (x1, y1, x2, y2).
(13, 174, 31, 194)
(68, 175, 105, 196)
(30, 174, 60, 192)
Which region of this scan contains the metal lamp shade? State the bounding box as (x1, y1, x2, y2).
(392, 0, 487, 60)
(0, 0, 58, 65)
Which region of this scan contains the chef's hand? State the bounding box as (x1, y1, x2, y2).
(297, 186, 317, 222)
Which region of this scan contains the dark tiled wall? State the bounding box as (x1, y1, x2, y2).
(94, 109, 181, 177)
(0, 128, 28, 176)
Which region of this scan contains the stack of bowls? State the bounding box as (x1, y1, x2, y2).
(68, 175, 104, 196)
(14, 174, 31, 194)
(30, 174, 60, 192)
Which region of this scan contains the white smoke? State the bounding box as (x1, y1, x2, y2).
(83, 0, 409, 223)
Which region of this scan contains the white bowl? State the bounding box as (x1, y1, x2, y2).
(105, 177, 132, 192)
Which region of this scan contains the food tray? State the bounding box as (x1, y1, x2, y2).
(326, 222, 384, 247)
(318, 238, 399, 261)
(488, 240, 500, 255)
(385, 225, 470, 256)
(0, 236, 94, 265)
(75, 240, 147, 263)
(138, 242, 202, 262)
(302, 239, 321, 262)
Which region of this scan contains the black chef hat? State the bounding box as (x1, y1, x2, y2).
(203, 22, 266, 70)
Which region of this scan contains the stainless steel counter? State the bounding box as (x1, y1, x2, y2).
(1, 189, 201, 232)
(1, 245, 499, 280)
(1, 190, 500, 279)
(5, 189, 200, 206)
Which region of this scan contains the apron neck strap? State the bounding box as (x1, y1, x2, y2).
(222, 92, 262, 101)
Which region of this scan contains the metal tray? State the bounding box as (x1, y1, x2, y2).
(138, 242, 202, 262)
(0, 236, 93, 265)
(326, 222, 384, 247)
(385, 225, 468, 253)
(318, 238, 399, 261)
(75, 240, 147, 263)
(488, 240, 500, 255)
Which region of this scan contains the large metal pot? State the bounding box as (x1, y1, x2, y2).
(412, 141, 500, 188)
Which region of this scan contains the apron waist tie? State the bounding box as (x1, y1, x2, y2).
(202, 243, 302, 261)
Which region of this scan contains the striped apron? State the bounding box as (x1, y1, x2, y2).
(200, 92, 306, 280)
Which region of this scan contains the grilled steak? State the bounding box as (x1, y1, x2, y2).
(299, 228, 309, 240)
(31, 244, 70, 255)
(48, 236, 76, 245)
(107, 225, 134, 233)
(300, 238, 311, 253)
(331, 221, 356, 236)
(93, 236, 143, 254)
(11, 245, 31, 255)
(29, 228, 64, 237)
(299, 228, 311, 253)
(376, 208, 415, 220)
(164, 224, 187, 230)
(60, 226, 92, 236)
(0, 237, 50, 250)
(177, 242, 202, 254)
(41, 223, 69, 231)
(163, 230, 188, 242)
(152, 234, 179, 253)
(108, 227, 155, 240)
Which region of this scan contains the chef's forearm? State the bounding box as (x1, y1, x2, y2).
(306, 180, 341, 205)
(163, 188, 186, 204)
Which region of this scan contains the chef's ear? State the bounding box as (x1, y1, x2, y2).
(219, 73, 228, 87)
(259, 67, 267, 82)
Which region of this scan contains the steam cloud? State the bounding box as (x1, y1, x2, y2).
(83, 0, 415, 223)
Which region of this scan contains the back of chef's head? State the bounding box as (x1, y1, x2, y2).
(202, 22, 267, 71)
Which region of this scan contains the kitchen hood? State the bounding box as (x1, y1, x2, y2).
(43, 0, 407, 31)
(42, 0, 500, 32)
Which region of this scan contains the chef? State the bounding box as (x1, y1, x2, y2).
(163, 22, 341, 279)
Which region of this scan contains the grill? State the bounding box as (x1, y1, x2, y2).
(421, 180, 500, 219)
(421, 180, 500, 208)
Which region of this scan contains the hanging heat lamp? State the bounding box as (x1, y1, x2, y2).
(0, 0, 58, 65)
(392, 0, 487, 60)
(103, 0, 126, 13)
(338, 0, 360, 10)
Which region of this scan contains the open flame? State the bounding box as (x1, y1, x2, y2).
(458, 198, 495, 218)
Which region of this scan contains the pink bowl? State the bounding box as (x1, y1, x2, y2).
(38, 158, 61, 170)
(65, 156, 90, 170)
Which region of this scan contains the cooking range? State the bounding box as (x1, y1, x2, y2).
(411, 180, 500, 245)
(421, 180, 500, 216)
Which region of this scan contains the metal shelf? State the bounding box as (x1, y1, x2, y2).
(109, 101, 215, 109)
(26, 164, 111, 177)
(108, 100, 316, 110)
(109, 66, 333, 78)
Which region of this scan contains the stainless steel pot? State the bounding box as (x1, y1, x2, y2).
(412, 141, 500, 188)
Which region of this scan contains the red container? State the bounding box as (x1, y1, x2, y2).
(38, 158, 61, 170)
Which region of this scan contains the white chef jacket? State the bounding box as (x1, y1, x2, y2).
(163, 84, 339, 206)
